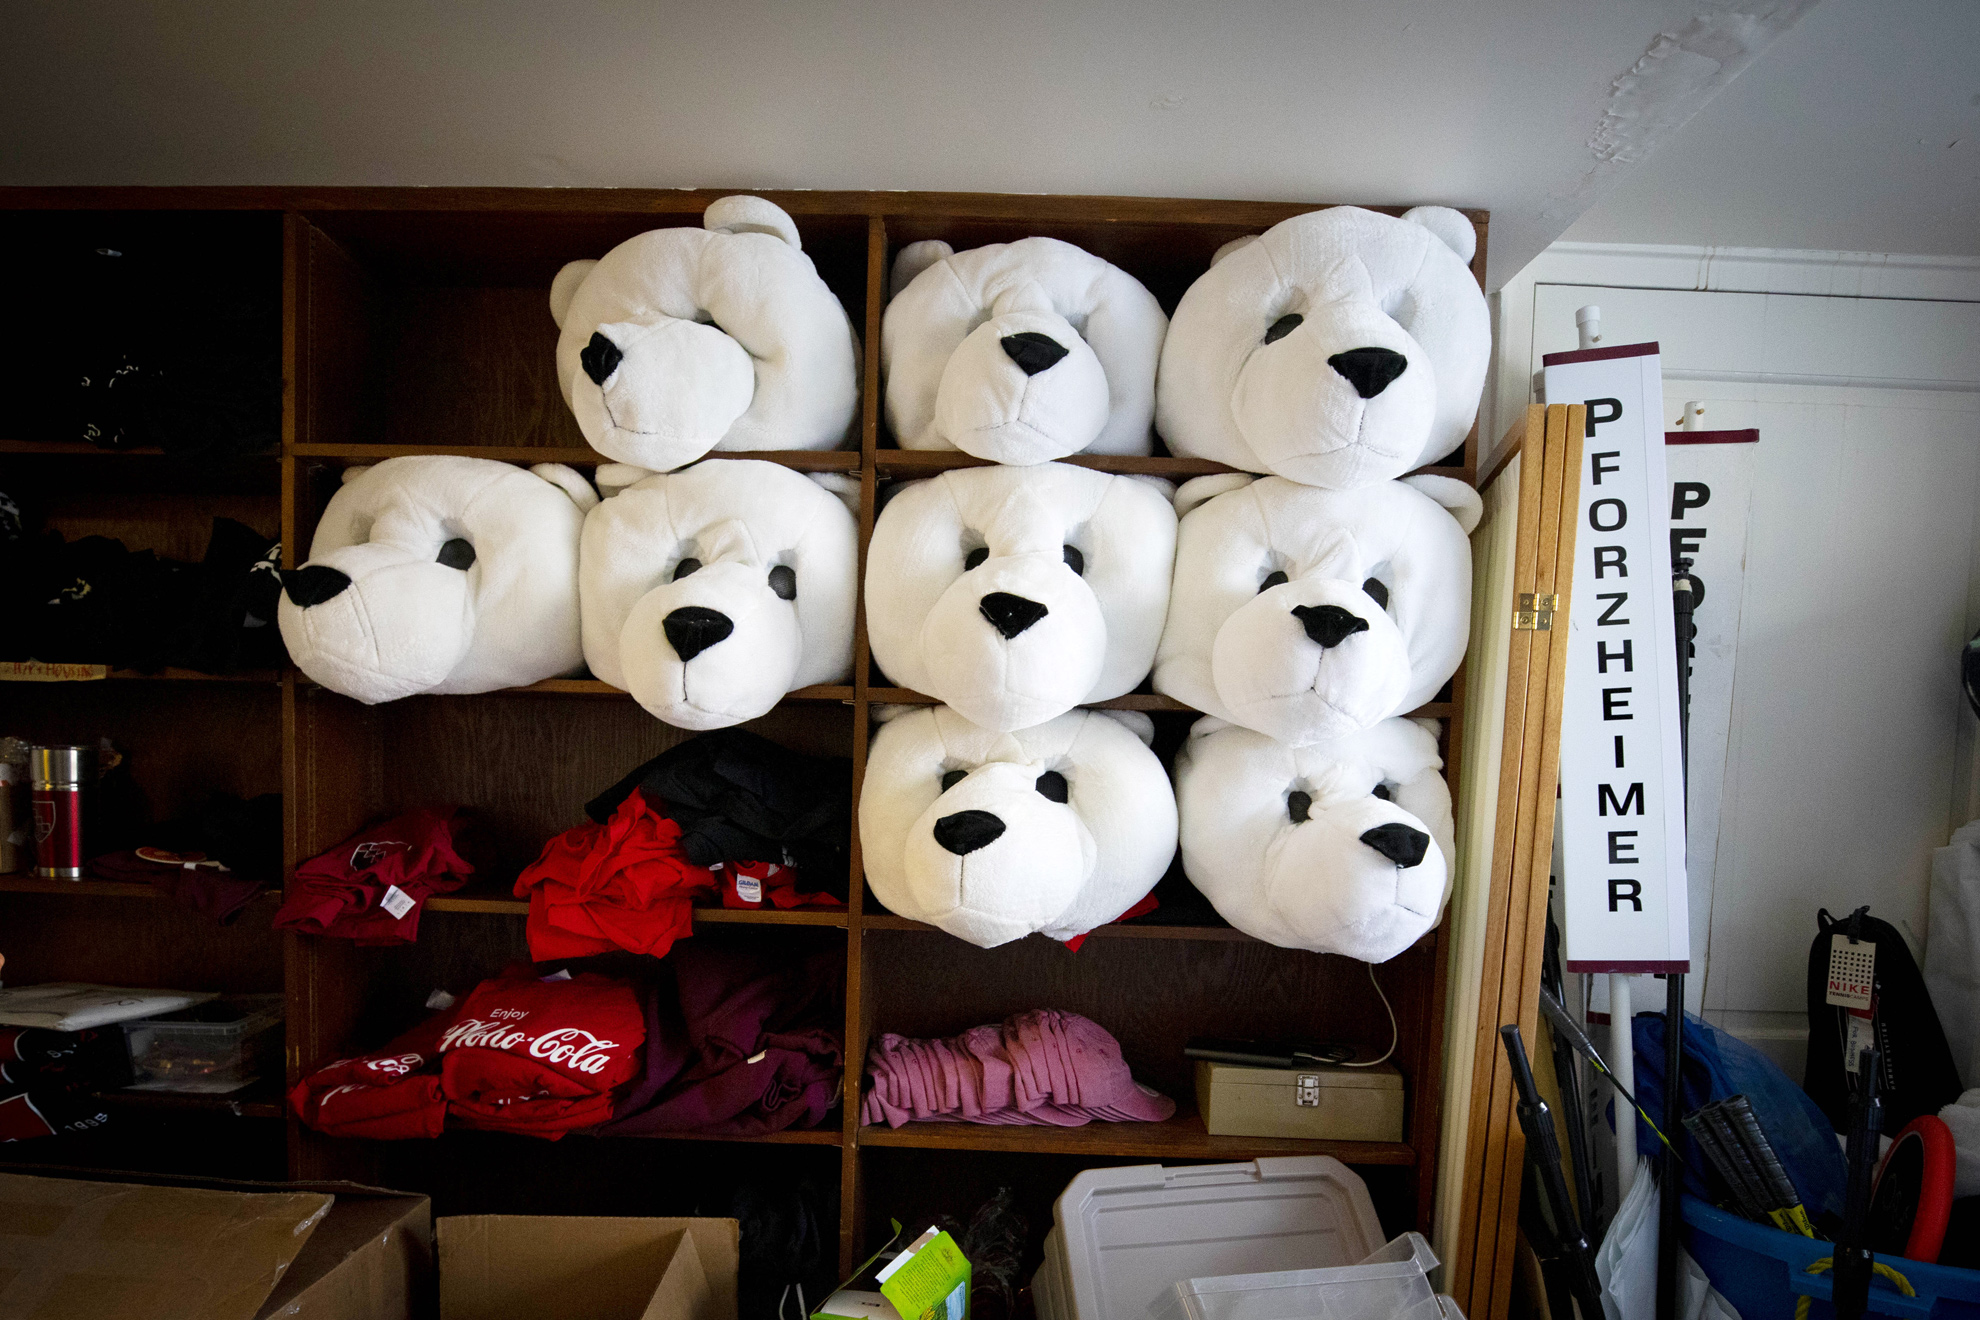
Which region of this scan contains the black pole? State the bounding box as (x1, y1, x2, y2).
(1657, 561, 1696, 1320)
(1503, 1025, 1608, 1320)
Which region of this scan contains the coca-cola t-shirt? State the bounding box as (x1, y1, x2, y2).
(437, 968, 644, 1138)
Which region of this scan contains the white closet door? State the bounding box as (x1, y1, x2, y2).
(1530, 282, 1980, 1072)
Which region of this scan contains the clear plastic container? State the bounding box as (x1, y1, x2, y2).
(121, 993, 283, 1093)
(1152, 1233, 1462, 1320)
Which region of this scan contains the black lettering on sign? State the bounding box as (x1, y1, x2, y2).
(1590, 499, 1627, 532)
(1609, 878, 1643, 912)
(1591, 451, 1622, 485)
(1614, 735, 1626, 768)
(1599, 783, 1645, 816)
(1672, 528, 1707, 569)
(1586, 399, 1623, 435)
(1596, 593, 1630, 625)
(1594, 546, 1628, 579)
(1608, 831, 1641, 864)
(1602, 687, 1633, 720)
(1597, 638, 1633, 673)
(1672, 482, 1711, 518)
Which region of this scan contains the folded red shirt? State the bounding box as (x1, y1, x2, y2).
(513, 792, 716, 961)
(287, 1008, 456, 1140)
(436, 967, 644, 1140)
(274, 808, 473, 945)
(717, 858, 844, 911)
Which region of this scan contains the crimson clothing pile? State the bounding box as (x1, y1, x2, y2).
(602, 942, 844, 1139)
(513, 792, 716, 962)
(288, 966, 644, 1141)
(861, 1009, 1175, 1128)
(272, 808, 472, 945)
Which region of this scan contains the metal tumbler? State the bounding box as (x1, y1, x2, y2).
(31, 745, 91, 879)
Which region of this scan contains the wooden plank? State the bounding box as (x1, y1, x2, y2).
(858, 1114, 1415, 1164)
(288, 442, 862, 470)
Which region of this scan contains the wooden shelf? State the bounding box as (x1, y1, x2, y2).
(289, 443, 861, 471)
(857, 1110, 1415, 1164)
(0, 667, 282, 685)
(0, 874, 281, 903)
(860, 912, 1255, 943)
(585, 1125, 843, 1147)
(0, 439, 278, 460)
(99, 1085, 285, 1121)
(424, 892, 849, 925)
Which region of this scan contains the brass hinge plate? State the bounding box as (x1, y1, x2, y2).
(1514, 593, 1560, 631)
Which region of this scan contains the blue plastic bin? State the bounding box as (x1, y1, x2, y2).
(1684, 1196, 1980, 1319)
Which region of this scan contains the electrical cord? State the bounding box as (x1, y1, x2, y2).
(1340, 962, 1397, 1068)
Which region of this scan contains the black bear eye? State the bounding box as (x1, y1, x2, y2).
(673, 557, 702, 581)
(1264, 313, 1303, 344)
(1035, 770, 1069, 802)
(437, 538, 475, 570)
(768, 565, 797, 600)
(1372, 782, 1392, 801)
(1259, 569, 1288, 593)
(964, 547, 988, 571)
(1062, 545, 1084, 575)
(940, 769, 967, 792)
(1362, 577, 1390, 609)
(1287, 790, 1312, 823)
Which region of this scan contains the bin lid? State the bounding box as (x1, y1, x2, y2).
(1053, 1156, 1384, 1320)
(1197, 1061, 1403, 1091)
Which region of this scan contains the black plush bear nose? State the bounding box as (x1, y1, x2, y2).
(1291, 603, 1369, 649)
(283, 565, 352, 608)
(581, 331, 624, 387)
(1328, 347, 1409, 399)
(1000, 332, 1069, 376)
(1360, 823, 1430, 868)
(663, 606, 733, 662)
(980, 592, 1049, 639)
(933, 810, 1006, 856)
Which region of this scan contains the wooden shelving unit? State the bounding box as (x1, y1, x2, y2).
(0, 186, 1485, 1278)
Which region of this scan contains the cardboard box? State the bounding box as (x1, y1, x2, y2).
(0, 1169, 430, 1320)
(1193, 1059, 1405, 1142)
(438, 1214, 740, 1320)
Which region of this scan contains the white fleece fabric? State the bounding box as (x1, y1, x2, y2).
(882, 237, 1166, 464)
(1158, 205, 1488, 489)
(865, 462, 1176, 731)
(1155, 473, 1479, 745)
(551, 195, 860, 470)
(580, 458, 857, 730)
(1175, 717, 1455, 962)
(861, 705, 1177, 948)
(279, 455, 594, 703)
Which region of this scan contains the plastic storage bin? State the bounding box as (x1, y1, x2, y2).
(1033, 1157, 1386, 1320)
(1685, 1195, 1980, 1320)
(121, 993, 283, 1093)
(1154, 1233, 1461, 1320)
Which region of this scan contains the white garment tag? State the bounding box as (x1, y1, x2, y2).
(1826, 934, 1875, 1010)
(1843, 1012, 1876, 1073)
(378, 884, 416, 920)
(735, 874, 763, 905)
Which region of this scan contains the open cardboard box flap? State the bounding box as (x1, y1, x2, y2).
(0, 1166, 430, 1320)
(438, 1215, 740, 1320)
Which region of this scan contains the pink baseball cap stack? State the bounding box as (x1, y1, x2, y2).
(860, 1009, 1176, 1128)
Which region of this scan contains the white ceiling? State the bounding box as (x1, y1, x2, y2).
(0, 0, 1892, 285)
(1566, 0, 1980, 257)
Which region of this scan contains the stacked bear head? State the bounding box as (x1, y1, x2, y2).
(279, 455, 595, 703)
(865, 463, 1176, 732)
(1158, 205, 1487, 490)
(861, 705, 1177, 948)
(1156, 472, 1480, 746)
(882, 237, 1167, 464)
(1175, 717, 1454, 962)
(580, 458, 859, 730)
(550, 195, 860, 471)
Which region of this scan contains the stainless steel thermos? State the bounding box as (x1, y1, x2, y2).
(30, 745, 91, 879)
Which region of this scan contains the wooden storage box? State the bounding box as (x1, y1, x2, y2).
(1193, 1060, 1405, 1143)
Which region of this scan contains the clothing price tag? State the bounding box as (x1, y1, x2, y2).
(378, 884, 416, 920)
(1827, 935, 1875, 1009)
(1843, 1011, 1876, 1074)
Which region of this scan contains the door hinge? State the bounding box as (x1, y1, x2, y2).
(1514, 593, 1559, 630)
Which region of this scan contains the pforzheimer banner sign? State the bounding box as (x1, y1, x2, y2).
(1544, 342, 1690, 973)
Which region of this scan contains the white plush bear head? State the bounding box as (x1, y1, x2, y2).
(579, 458, 858, 730)
(866, 463, 1176, 731)
(1175, 717, 1454, 962)
(550, 195, 860, 470)
(861, 705, 1177, 948)
(882, 237, 1167, 464)
(1155, 473, 1479, 746)
(1158, 205, 1488, 489)
(279, 456, 595, 703)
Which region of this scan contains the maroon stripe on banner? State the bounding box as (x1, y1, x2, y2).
(1564, 960, 1692, 974)
(1666, 429, 1760, 445)
(1541, 341, 1661, 366)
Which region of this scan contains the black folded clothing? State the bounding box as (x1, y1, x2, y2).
(0, 1024, 130, 1141)
(586, 730, 853, 899)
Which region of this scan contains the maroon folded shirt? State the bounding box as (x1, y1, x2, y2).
(273, 808, 472, 945)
